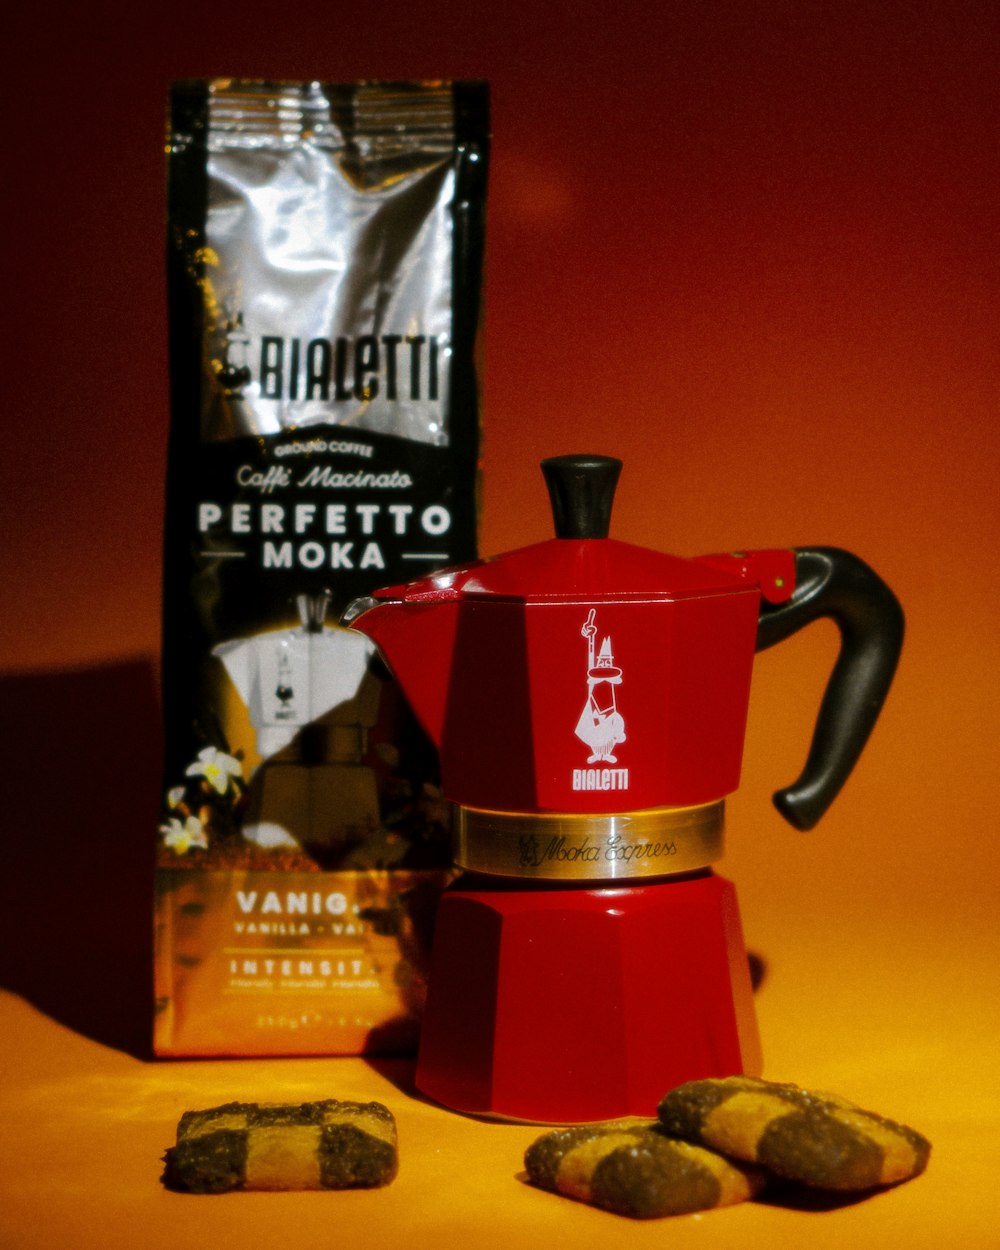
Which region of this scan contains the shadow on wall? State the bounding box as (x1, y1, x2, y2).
(0, 658, 162, 1060)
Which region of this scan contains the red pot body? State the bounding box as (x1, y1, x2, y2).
(353, 541, 794, 814)
(415, 872, 761, 1123)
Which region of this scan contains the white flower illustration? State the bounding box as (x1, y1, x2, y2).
(185, 746, 243, 795)
(166, 786, 186, 809)
(160, 815, 209, 855)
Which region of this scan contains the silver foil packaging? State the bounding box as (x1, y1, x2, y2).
(155, 79, 489, 1057)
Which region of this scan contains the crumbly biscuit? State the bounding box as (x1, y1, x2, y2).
(162, 1098, 398, 1193)
(525, 1118, 763, 1218)
(657, 1076, 930, 1191)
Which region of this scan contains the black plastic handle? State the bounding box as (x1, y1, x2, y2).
(755, 547, 904, 831)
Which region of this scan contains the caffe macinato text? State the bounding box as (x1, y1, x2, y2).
(235, 464, 411, 495)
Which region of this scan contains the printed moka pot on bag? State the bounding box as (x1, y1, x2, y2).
(346, 455, 904, 1123)
(212, 592, 381, 855)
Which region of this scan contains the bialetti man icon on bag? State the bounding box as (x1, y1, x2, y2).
(345, 453, 904, 1122)
(575, 608, 627, 771)
(219, 309, 252, 399)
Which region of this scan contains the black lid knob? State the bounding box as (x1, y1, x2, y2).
(540, 454, 623, 539)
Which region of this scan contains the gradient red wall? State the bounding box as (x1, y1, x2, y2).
(2, 3, 997, 934)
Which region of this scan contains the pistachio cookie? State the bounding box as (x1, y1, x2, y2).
(162, 1098, 398, 1193)
(657, 1076, 930, 1191)
(525, 1119, 764, 1218)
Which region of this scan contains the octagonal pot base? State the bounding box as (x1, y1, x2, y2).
(415, 870, 762, 1124)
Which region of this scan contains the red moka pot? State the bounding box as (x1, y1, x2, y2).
(346, 455, 903, 1122)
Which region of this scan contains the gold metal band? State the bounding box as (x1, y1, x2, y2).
(454, 801, 725, 882)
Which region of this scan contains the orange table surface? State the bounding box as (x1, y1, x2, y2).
(2, 881, 997, 1250)
(1, 618, 997, 1250)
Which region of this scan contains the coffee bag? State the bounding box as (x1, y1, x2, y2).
(155, 79, 489, 1056)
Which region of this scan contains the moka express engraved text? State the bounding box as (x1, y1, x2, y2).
(518, 832, 678, 870)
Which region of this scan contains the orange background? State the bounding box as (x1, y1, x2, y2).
(1, 2, 997, 1247)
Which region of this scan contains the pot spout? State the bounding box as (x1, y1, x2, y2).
(342, 594, 458, 750)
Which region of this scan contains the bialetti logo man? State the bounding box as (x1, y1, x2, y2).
(572, 609, 629, 791)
